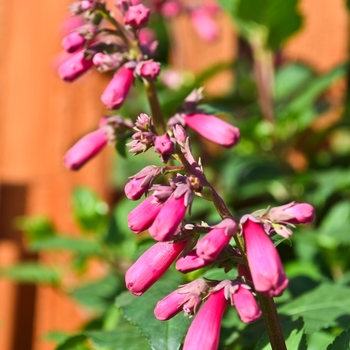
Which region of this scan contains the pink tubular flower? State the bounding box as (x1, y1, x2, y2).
(62, 32, 85, 53)
(148, 191, 188, 241)
(183, 113, 240, 148)
(241, 216, 288, 297)
(63, 127, 107, 170)
(124, 166, 161, 200)
(127, 195, 163, 233)
(125, 177, 149, 200)
(232, 285, 262, 323)
(154, 290, 190, 320)
(154, 279, 208, 320)
(183, 289, 229, 350)
(176, 250, 211, 273)
(124, 4, 151, 28)
(269, 202, 315, 225)
(101, 66, 134, 109)
(189, 7, 218, 42)
(125, 241, 186, 296)
(58, 50, 93, 82)
(196, 219, 237, 262)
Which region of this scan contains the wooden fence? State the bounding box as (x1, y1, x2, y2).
(0, 0, 348, 349)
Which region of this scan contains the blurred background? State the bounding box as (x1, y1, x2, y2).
(0, 0, 349, 349)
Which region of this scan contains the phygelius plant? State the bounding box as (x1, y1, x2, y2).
(58, 1, 316, 350)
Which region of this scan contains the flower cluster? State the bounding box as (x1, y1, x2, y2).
(58, 2, 316, 350)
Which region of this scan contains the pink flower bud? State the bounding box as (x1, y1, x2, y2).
(183, 289, 229, 350)
(63, 127, 107, 170)
(154, 291, 190, 320)
(125, 241, 186, 296)
(190, 7, 218, 42)
(101, 66, 134, 109)
(241, 216, 288, 297)
(153, 133, 175, 162)
(124, 166, 161, 200)
(176, 250, 211, 273)
(127, 195, 163, 233)
(148, 192, 188, 242)
(124, 4, 151, 28)
(62, 32, 86, 53)
(124, 177, 149, 201)
(160, 0, 181, 18)
(173, 124, 187, 144)
(58, 50, 93, 82)
(140, 61, 161, 79)
(183, 113, 240, 148)
(269, 202, 315, 225)
(233, 285, 262, 323)
(196, 219, 237, 262)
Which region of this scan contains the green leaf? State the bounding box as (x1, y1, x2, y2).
(70, 274, 122, 312)
(326, 327, 350, 350)
(116, 281, 192, 350)
(104, 198, 137, 257)
(307, 331, 336, 350)
(255, 317, 306, 350)
(86, 326, 150, 350)
(72, 187, 109, 233)
(275, 63, 314, 101)
(279, 283, 350, 333)
(317, 201, 350, 246)
(1, 263, 60, 286)
(221, 0, 302, 49)
(115, 136, 128, 158)
(55, 334, 89, 350)
(284, 65, 346, 114)
(15, 215, 55, 242)
(29, 236, 103, 256)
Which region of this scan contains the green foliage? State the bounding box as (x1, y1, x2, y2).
(219, 0, 303, 49)
(326, 328, 350, 350)
(116, 280, 192, 350)
(15, 215, 55, 242)
(72, 187, 109, 233)
(255, 317, 307, 350)
(0, 263, 61, 286)
(70, 274, 122, 312)
(280, 283, 350, 333)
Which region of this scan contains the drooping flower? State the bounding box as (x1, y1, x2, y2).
(63, 127, 107, 170)
(183, 113, 240, 148)
(154, 279, 208, 320)
(124, 4, 151, 28)
(58, 50, 93, 82)
(214, 279, 261, 324)
(176, 249, 211, 273)
(62, 32, 86, 53)
(124, 166, 161, 200)
(127, 195, 163, 233)
(268, 202, 315, 225)
(101, 65, 134, 109)
(183, 289, 229, 350)
(232, 284, 262, 323)
(125, 241, 186, 296)
(241, 216, 288, 297)
(196, 219, 237, 261)
(148, 184, 193, 241)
